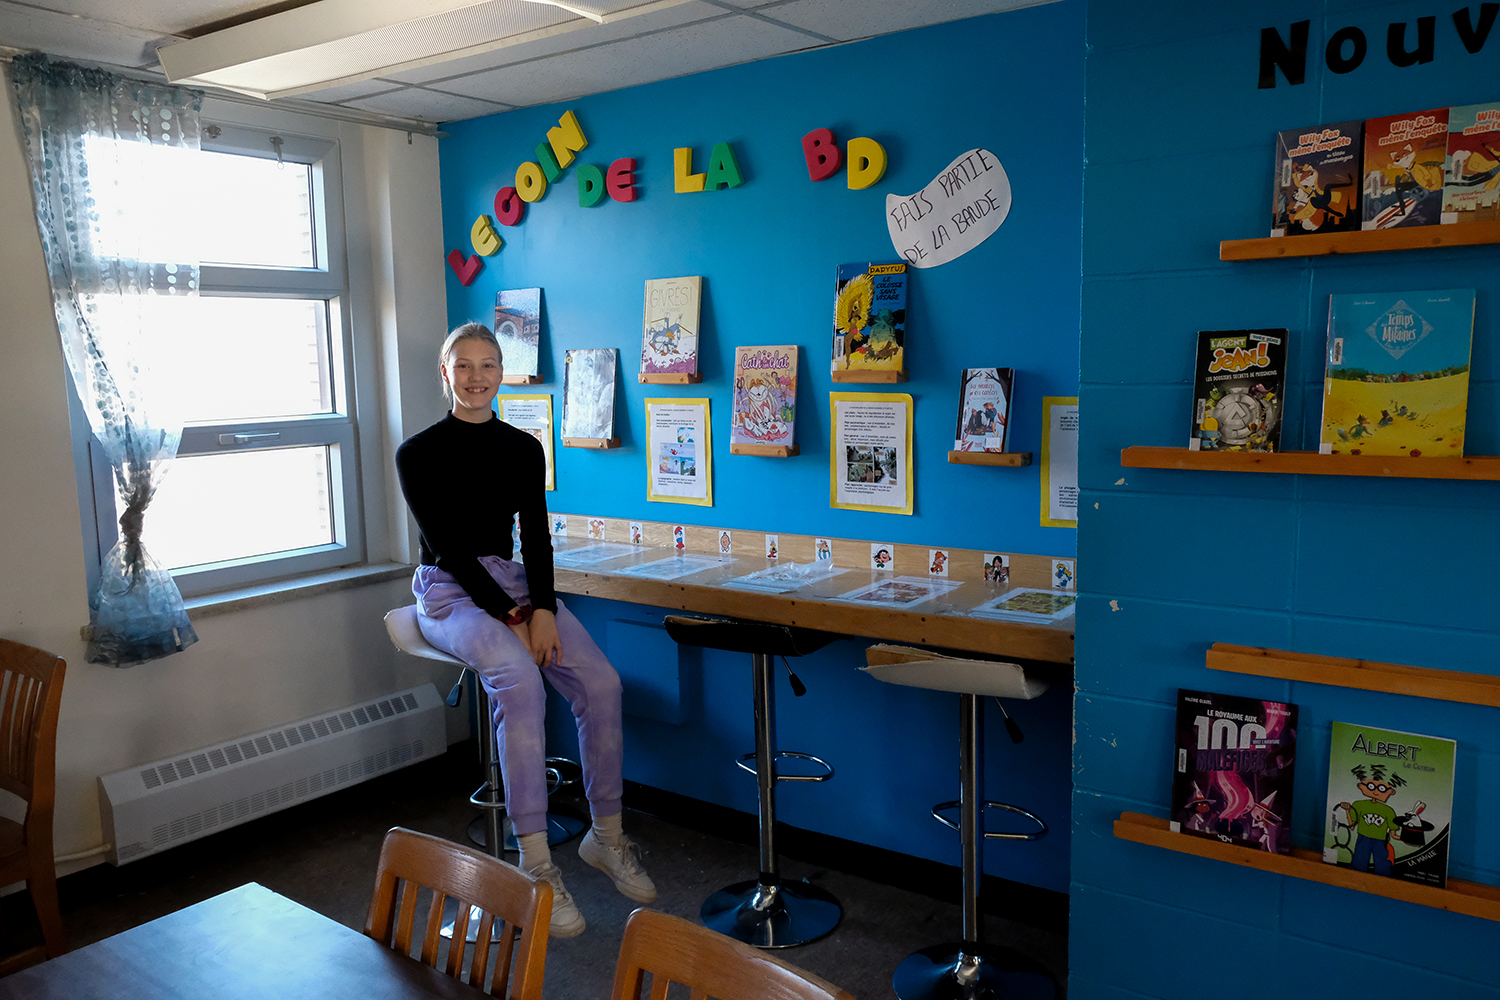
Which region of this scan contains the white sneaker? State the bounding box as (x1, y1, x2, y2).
(529, 861, 585, 938)
(578, 829, 658, 903)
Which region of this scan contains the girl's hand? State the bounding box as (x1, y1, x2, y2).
(527, 609, 562, 667)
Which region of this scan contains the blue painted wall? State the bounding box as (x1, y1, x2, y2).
(1076, 1, 1500, 996)
(435, 4, 1085, 893)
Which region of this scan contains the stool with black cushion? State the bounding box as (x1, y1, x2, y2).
(663, 614, 843, 949)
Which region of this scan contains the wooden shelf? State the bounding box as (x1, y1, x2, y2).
(500, 374, 542, 385)
(1121, 446, 1500, 480)
(638, 372, 702, 384)
(831, 370, 908, 383)
(1222, 220, 1500, 260)
(730, 443, 798, 457)
(1207, 643, 1500, 708)
(562, 437, 621, 449)
(1115, 811, 1500, 922)
(947, 451, 1032, 467)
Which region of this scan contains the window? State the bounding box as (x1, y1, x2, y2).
(77, 125, 363, 597)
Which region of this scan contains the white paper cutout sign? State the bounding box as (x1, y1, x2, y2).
(886, 148, 1011, 268)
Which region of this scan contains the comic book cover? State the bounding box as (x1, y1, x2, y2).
(561, 348, 617, 440)
(1362, 108, 1449, 230)
(1324, 721, 1456, 888)
(953, 368, 1015, 452)
(832, 261, 907, 374)
(494, 288, 541, 379)
(1170, 690, 1298, 854)
(1442, 101, 1500, 223)
(1319, 290, 1475, 457)
(731, 345, 797, 448)
(1272, 120, 1362, 236)
(641, 276, 701, 376)
(1188, 330, 1287, 452)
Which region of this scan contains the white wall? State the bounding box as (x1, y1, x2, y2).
(0, 71, 461, 869)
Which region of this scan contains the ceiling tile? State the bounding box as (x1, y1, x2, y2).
(758, 0, 1039, 42)
(343, 85, 512, 122)
(0, 6, 165, 68)
(19, 1, 275, 36)
(436, 12, 817, 108)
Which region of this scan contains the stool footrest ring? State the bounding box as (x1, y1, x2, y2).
(469, 782, 505, 812)
(931, 800, 1048, 841)
(735, 750, 835, 782)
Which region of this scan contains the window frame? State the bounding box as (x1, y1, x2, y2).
(78, 123, 365, 598)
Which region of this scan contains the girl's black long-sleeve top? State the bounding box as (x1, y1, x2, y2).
(395, 413, 557, 618)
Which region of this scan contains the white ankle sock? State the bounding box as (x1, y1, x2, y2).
(591, 811, 624, 845)
(517, 831, 551, 872)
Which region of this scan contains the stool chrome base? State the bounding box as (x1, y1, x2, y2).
(466, 811, 588, 851)
(700, 878, 841, 949)
(893, 944, 1055, 1000)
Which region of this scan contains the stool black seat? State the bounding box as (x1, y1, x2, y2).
(664, 614, 842, 949)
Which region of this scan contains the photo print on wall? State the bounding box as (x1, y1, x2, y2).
(561, 348, 618, 442)
(494, 288, 542, 382)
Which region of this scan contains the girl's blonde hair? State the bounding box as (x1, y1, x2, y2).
(439, 321, 502, 402)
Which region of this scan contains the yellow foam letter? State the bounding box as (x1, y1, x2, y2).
(674, 147, 706, 193)
(516, 161, 548, 203)
(547, 109, 588, 168)
(470, 214, 502, 255)
(847, 136, 887, 190)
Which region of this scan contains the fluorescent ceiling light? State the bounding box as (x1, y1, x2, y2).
(157, 0, 680, 101)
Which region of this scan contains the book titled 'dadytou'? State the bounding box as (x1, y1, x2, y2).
(1188, 330, 1287, 452)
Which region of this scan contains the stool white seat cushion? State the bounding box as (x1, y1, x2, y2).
(385, 605, 466, 666)
(861, 643, 1048, 699)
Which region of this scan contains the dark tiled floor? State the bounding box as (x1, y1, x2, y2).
(1, 745, 1066, 998)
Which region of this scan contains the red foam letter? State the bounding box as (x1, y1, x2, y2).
(446, 248, 482, 286)
(802, 127, 842, 182)
(494, 186, 525, 226)
(607, 157, 638, 202)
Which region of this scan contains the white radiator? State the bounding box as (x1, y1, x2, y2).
(98, 683, 446, 865)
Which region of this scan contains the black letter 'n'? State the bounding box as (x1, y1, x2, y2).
(1259, 21, 1310, 88)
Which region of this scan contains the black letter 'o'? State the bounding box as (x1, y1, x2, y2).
(1325, 25, 1367, 73)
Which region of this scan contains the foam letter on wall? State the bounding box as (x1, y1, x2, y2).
(446, 248, 482, 285)
(535, 143, 563, 182)
(674, 147, 706, 193)
(847, 137, 887, 189)
(516, 161, 548, 202)
(607, 157, 638, 202)
(494, 186, 525, 226)
(471, 214, 503, 255)
(577, 164, 606, 207)
(704, 142, 745, 190)
(802, 127, 842, 181)
(547, 109, 588, 168)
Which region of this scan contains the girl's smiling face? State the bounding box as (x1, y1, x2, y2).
(443, 339, 502, 422)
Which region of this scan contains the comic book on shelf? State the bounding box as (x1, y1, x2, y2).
(1188, 330, 1287, 452)
(561, 348, 618, 440)
(1323, 721, 1455, 888)
(1442, 101, 1500, 224)
(832, 261, 907, 375)
(1170, 689, 1298, 854)
(1272, 119, 1363, 236)
(731, 345, 797, 449)
(640, 276, 702, 377)
(494, 288, 541, 379)
(953, 368, 1015, 452)
(1362, 107, 1449, 230)
(1319, 290, 1475, 457)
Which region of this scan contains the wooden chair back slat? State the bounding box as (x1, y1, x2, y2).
(363, 827, 552, 999)
(611, 909, 858, 1000)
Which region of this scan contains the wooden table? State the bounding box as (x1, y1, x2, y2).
(0, 882, 488, 1000)
(551, 542, 1075, 664)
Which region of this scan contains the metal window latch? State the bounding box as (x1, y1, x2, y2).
(217, 432, 281, 446)
(269, 135, 284, 168)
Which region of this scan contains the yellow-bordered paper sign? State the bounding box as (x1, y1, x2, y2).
(646, 397, 713, 506)
(499, 394, 555, 490)
(829, 391, 914, 515)
(1040, 396, 1078, 528)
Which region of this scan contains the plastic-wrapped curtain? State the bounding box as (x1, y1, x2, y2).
(11, 54, 201, 665)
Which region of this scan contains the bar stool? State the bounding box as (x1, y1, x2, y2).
(863, 648, 1057, 1000)
(664, 614, 843, 949)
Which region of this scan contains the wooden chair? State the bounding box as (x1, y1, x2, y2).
(611, 908, 858, 1000)
(364, 826, 552, 999)
(0, 638, 67, 975)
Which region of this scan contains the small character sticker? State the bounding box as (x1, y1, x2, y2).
(672, 525, 686, 551)
(1052, 558, 1075, 591)
(629, 521, 644, 545)
(870, 543, 894, 571)
(765, 534, 779, 559)
(719, 530, 732, 555)
(814, 537, 833, 563)
(588, 518, 606, 540)
(550, 514, 568, 536)
(983, 553, 1010, 584)
(928, 549, 949, 577)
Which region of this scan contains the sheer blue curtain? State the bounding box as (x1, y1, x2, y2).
(12, 54, 202, 665)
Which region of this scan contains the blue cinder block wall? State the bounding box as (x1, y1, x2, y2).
(436, 4, 1084, 892)
(1075, 1, 1500, 995)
